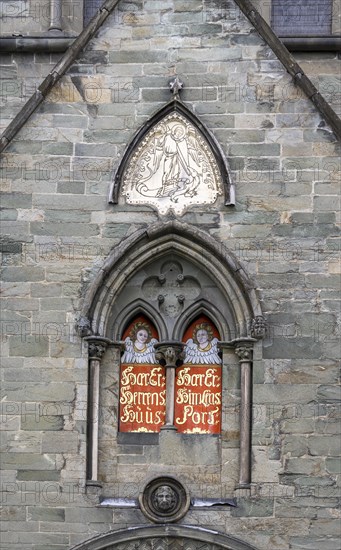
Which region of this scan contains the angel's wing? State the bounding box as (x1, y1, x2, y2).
(187, 133, 201, 166)
(144, 338, 158, 364)
(184, 338, 221, 365)
(121, 337, 134, 363)
(132, 338, 158, 364)
(203, 338, 222, 365)
(184, 339, 199, 364)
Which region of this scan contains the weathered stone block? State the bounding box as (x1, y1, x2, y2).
(325, 458, 341, 474)
(1, 453, 59, 470)
(1, 267, 45, 282)
(27, 507, 65, 522)
(229, 144, 280, 156)
(231, 497, 274, 517)
(41, 432, 79, 453)
(159, 430, 220, 466)
(308, 436, 341, 457)
(21, 415, 64, 432)
(17, 471, 61, 481)
(2, 381, 75, 402)
(282, 436, 309, 457)
(284, 458, 324, 475)
(316, 386, 341, 402)
(9, 336, 49, 358)
(57, 182, 85, 194)
(65, 507, 113, 523)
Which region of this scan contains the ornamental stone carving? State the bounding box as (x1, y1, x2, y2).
(155, 342, 185, 368)
(235, 345, 253, 362)
(110, 84, 235, 209)
(142, 260, 201, 318)
(121, 111, 223, 215)
(87, 341, 107, 360)
(77, 316, 92, 337)
(139, 477, 190, 523)
(152, 485, 178, 513)
(250, 315, 267, 339)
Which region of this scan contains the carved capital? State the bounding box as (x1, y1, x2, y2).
(235, 345, 253, 362)
(154, 342, 185, 367)
(250, 315, 267, 339)
(86, 337, 111, 360)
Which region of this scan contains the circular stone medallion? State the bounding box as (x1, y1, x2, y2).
(139, 476, 190, 523)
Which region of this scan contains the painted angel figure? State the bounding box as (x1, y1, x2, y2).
(184, 323, 221, 365)
(121, 322, 158, 364)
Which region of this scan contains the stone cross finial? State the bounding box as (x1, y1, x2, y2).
(169, 76, 184, 98)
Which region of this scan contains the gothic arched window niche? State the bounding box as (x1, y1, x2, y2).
(119, 315, 166, 433)
(175, 316, 222, 435)
(79, 222, 266, 492)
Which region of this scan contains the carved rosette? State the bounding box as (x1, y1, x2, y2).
(139, 476, 190, 523)
(250, 315, 267, 339)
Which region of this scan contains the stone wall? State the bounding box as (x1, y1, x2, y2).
(0, 1, 340, 549)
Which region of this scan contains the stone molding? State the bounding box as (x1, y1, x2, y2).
(69, 525, 259, 550)
(77, 221, 263, 341)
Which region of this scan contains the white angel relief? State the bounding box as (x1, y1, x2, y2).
(121, 322, 158, 364)
(122, 113, 222, 215)
(184, 323, 221, 365)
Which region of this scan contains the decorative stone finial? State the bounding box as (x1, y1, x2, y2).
(169, 76, 184, 98)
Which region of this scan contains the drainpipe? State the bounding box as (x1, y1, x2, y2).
(49, 0, 63, 33)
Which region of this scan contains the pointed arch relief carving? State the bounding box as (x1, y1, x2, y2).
(110, 83, 235, 215)
(70, 525, 259, 550)
(141, 260, 201, 319)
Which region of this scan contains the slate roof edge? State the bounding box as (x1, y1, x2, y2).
(233, 0, 341, 140)
(0, 0, 121, 154)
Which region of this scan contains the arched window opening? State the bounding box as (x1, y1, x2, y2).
(119, 315, 165, 433)
(80, 221, 265, 487)
(175, 316, 222, 434)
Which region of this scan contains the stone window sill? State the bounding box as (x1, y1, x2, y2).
(280, 35, 341, 51)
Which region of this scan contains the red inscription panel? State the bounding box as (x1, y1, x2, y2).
(175, 316, 222, 434)
(119, 315, 165, 433)
(174, 366, 221, 433)
(119, 364, 166, 432)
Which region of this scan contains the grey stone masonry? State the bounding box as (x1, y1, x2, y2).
(0, 1, 340, 550)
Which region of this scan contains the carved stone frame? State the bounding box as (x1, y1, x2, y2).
(78, 221, 265, 489)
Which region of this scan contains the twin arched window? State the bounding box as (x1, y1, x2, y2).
(119, 314, 222, 435)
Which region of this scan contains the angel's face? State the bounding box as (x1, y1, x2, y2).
(196, 329, 209, 346)
(136, 329, 149, 344)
